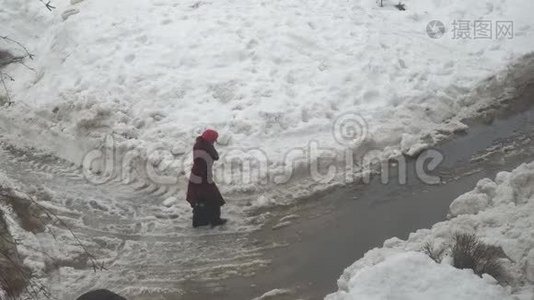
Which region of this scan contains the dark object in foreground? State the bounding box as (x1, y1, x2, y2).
(77, 289, 126, 300)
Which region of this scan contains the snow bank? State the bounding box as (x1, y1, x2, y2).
(326, 252, 512, 300)
(327, 160, 534, 300)
(1, 0, 534, 206)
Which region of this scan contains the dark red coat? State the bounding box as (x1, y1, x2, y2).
(186, 136, 225, 207)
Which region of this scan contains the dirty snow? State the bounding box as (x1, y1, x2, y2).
(327, 160, 534, 300)
(253, 288, 292, 300)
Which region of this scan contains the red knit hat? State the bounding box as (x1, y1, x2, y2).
(201, 129, 218, 143)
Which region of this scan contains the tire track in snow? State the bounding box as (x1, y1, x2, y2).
(0, 140, 272, 299)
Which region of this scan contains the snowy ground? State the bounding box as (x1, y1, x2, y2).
(326, 160, 534, 300)
(1, 0, 534, 299)
(1, 0, 534, 208)
(0, 143, 272, 299)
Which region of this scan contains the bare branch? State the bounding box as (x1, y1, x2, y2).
(0, 36, 35, 106)
(28, 198, 106, 272)
(421, 241, 445, 263)
(0, 71, 14, 106)
(0, 240, 54, 299)
(1, 191, 104, 298)
(0, 36, 34, 61)
(39, 0, 56, 11)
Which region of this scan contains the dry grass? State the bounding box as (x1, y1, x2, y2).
(421, 233, 511, 285)
(422, 241, 445, 263)
(451, 233, 510, 284)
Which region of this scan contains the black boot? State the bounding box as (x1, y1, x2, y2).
(211, 218, 227, 227)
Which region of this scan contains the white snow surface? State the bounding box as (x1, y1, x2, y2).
(2, 0, 534, 205)
(327, 252, 512, 300)
(326, 160, 534, 300)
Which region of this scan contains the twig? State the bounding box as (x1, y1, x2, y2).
(0, 72, 14, 81)
(0, 71, 14, 106)
(0, 274, 16, 299)
(0, 36, 34, 60)
(0, 250, 54, 299)
(30, 199, 106, 272)
(0, 36, 36, 105)
(18, 60, 36, 72)
(0, 208, 55, 299)
(39, 0, 56, 11)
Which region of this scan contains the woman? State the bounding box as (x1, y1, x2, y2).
(186, 129, 227, 227)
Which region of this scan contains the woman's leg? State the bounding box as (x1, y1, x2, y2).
(204, 202, 219, 224)
(192, 202, 210, 227)
(209, 203, 227, 227)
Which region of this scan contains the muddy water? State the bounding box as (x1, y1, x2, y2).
(173, 84, 534, 300)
